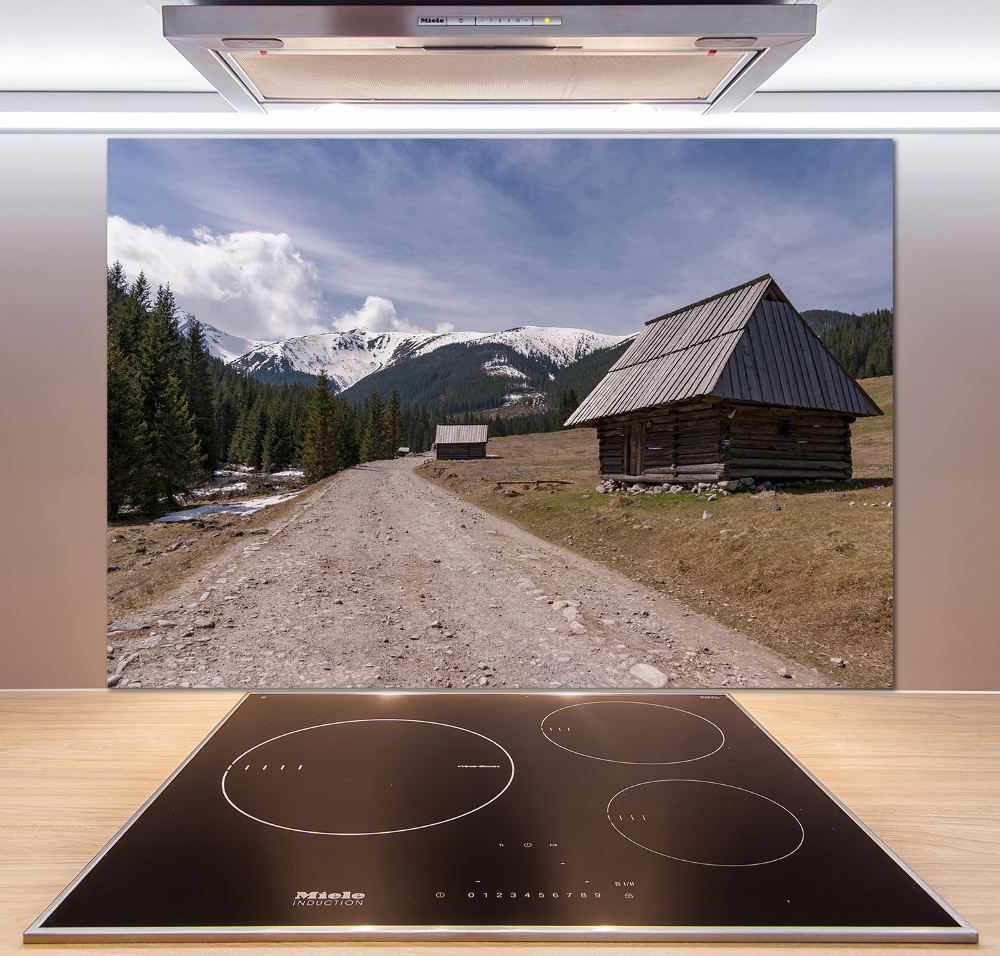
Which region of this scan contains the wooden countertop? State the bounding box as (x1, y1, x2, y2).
(2, 690, 997, 954)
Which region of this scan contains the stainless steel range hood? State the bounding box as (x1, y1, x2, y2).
(162, 3, 815, 112)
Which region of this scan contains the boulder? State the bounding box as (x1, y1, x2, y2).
(629, 662, 669, 688)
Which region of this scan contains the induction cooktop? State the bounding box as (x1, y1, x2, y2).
(26, 692, 976, 943)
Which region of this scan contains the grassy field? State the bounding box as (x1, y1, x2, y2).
(421, 377, 894, 687)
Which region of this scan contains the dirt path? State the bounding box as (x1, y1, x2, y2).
(108, 457, 829, 690)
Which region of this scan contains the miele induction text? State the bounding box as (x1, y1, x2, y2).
(293, 891, 365, 906)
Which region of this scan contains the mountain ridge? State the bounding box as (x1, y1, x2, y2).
(173, 305, 889, 417)
(173, 311, 267, 365)
(176, 316, 632, 396)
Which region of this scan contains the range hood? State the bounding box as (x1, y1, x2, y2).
(162, 3, 816, 113)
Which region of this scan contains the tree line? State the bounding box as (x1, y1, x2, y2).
(107, 264, 456, 520)
(820, 308, 892, 379)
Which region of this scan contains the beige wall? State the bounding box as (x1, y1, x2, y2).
(2, 132, 997, 690)
(1, 135, 107, 688)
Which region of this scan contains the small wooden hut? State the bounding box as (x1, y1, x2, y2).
(564, 275, 882, 484)
(434, 424, 488, 460)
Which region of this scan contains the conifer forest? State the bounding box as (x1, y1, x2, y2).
(106, 264, 580, 520)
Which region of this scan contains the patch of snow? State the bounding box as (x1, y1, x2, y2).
(502, 392, 546, 406)
(270, 469, 304, 478)
(482, 357, 529, 380)
(191, 481, 249, 497)
(154, 492, 300, 522)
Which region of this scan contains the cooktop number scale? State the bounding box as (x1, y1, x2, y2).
(25, 692, 976, 943)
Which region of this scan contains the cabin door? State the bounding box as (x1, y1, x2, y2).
(626, 422, 644, 477)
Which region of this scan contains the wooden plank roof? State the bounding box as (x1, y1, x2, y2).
(435, 424, 488, 444)
(565, 275, 882, 425)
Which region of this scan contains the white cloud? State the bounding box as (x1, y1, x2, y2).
(332, 295, 406, 333)
(107, 216, 326, 340)
(331, 294, 453, 336)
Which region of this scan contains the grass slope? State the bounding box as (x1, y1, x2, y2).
(419, 377, 893, 688)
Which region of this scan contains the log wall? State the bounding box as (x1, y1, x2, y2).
(596, 400, 855, 483)
(436, 443, 487, 460)
(725, 405, 853, 480)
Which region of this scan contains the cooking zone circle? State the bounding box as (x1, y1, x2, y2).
(541, 700, 725, 764)
(221, 719, 514, 836)
(608, 779, 805, 866)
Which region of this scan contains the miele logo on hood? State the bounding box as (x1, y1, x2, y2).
(293, 890, 366, 906)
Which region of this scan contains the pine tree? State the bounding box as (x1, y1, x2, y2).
(300, 371, 339, 482)
(107, 264, 145, 357)
(261, 395, 293, 472)
(214, 387, 238, 465)
(335, 396, 359, 469)
(107, 261, 128, 303)
(130, 271, 152, 312)
(151, 283, 185, 380)
(152, 375, 205, 509)
(136, 302, 204, 513)
(106, 340, 144, 520)
(226, 378, 260, 464)
(360, 390, 385, 462)
(382, 387, 403, 459)
(184, 318, 219, 471)
(231, 398, 267, 470)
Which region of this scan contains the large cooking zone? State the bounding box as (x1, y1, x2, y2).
(26, 693, 975, 943)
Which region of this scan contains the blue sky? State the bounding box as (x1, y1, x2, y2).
(108, 137, 892, 341)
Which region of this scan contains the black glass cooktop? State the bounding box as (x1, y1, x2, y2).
(26, 692, 976, 943)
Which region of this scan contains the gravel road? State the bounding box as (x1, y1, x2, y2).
(108, 457, 829, 690)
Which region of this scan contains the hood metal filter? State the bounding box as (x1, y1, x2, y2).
(229, 49, 747, 102)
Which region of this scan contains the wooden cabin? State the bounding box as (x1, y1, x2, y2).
(564, 275, 882, 484)
(434, 424, 488, 460)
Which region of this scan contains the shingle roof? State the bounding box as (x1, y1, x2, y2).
(565, 275, 881, 425)
(435, 424, 488, 444)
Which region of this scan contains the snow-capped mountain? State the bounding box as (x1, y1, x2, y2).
(230, 328, 473, 392)
(473, 327, 632, 368)
(173, 312, 270, 365)
(229, 325, 630, 393)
